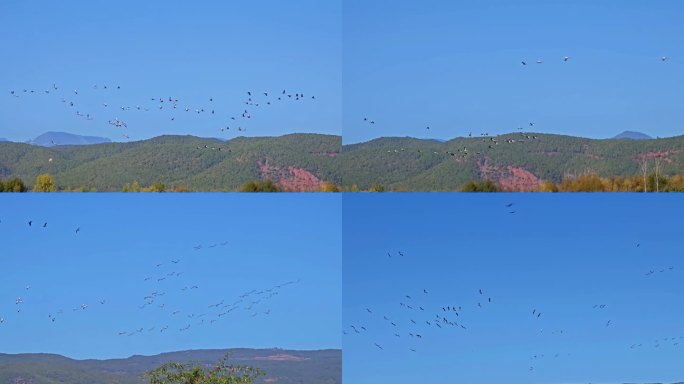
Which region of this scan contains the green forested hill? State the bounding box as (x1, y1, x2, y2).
(2, 132, 684, 191)
(0, 348, 341, 384)
(339, 133, 684, 190)
(0, 134, 342, 191)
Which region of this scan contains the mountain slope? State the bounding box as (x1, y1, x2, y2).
(3, 132, 683, 191)
(0, 133, 342, 191)
(339, 133, 684, 190)
(0, 348, 341, 384)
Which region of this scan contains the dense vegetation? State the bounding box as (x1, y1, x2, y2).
(3, 132, 684, 191)
(0, 177, 27, 192)
(339, 133, 684, 191)
(0, 134, 342, 191)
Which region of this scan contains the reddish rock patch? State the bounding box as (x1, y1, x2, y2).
(310, 151, 339, 157)
(253, 354, 311, 362)
(586, 154, 603, 160)
(257, 159, 322, 191)
(477, 159, 541, 191)
(636, 150, 677, 164)
(499, 166, 541, 191)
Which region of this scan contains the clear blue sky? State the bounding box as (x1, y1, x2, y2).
(343, 0, 684, 143)
(0, 193, 341, 360)
(343, 193, 684, 384)
(0, 0, 341, 142)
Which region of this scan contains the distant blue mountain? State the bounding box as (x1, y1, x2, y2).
(613, 131, 653, 140)
(27, 131, 111, 146)
(0, 138, 7, 142)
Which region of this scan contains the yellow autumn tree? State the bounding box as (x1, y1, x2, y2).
(33, 173, 57, 192)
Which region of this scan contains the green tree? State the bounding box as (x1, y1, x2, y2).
(368, 184, 385, 192)
(1, 177, 27, 192)
(459, 180, 502, 192)
(238, 179, 281, 192)
(647, 172, 668, 192)
(33, 173, 57, 192)
(319, 181, 341, 192)
(142, 181, 166, 192)
(145, 355, 265, 384)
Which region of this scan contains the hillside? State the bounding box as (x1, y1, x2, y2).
(0, 133, 342, 191)
(0, 348, 341, 384)
(338, 133, 684, 191)
(4, 132, 684, 191)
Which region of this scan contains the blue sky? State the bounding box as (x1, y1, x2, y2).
(343, 193, 684, 384)
(0, 0, 341, 142)
(0, 193, 341, 360)
(343, 0, 684, 143)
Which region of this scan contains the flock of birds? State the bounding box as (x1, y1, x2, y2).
(0, 218, 301, 336)
(344, 202, 682, 374)
(346, 283, 494, 354)
(7, 84, 316, 143)
(362, 55, 673, 158)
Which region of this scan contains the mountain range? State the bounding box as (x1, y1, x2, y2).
(0, 348, 341, 384)
(1, 131, 682, 191)
(26, 131, 112, 146)
(0, 133, 342, 191)
(613, 130, 654, 140)
(338, 132, 684, 190)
